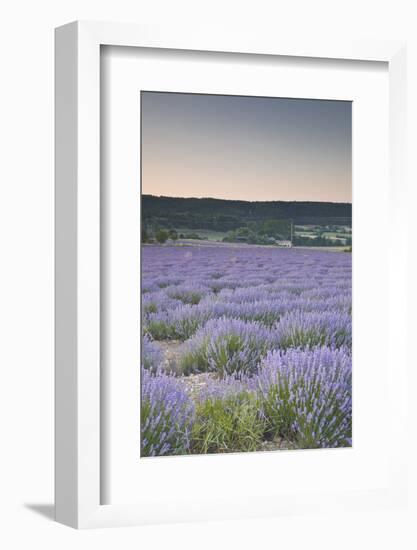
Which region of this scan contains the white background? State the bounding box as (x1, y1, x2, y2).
(0, 0, 416, 548)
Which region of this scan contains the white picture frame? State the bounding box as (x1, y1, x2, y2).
(55, 21, 407, 529)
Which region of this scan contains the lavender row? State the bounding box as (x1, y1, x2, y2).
(179, 312, 351, 376)
(142, 246, 351, 343)
(144, 294, 351, 341)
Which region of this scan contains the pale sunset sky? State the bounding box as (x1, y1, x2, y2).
(141, 91, 352, 203)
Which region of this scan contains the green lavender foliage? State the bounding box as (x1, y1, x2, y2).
(191, 391, 266, 454)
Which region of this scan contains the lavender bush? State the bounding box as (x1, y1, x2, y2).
(255, 347, 352, 448)
(180, 317, 274, 376)
(141, 334, 163, 372)
(141, 368, 195, 457)
(274, 310, 352, 350)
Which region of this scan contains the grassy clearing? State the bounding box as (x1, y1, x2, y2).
(176, 228, 228, 241)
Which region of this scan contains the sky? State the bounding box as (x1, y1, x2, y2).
(141, 91, 351, 203)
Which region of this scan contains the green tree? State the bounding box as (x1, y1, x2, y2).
(260, 219, 291, 239)
(169, 229, 178, 241)
(155, 229, 169, 244)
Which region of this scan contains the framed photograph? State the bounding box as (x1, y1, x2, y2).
(55, 21, 407, 528)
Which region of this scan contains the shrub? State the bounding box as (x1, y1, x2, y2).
(166, 283, 208, 305)
(143, 318, 172, 341)
(144, 305, 206, 341)
(142, 291, 182, 316)
(154, 276, 182, 289)
(255, 347, 352, 448)
(141, 369, 195, 457)
(274, 310, 352, 350)
(141, 334, 163, 372)
(191, 391, 266, 454)
(180, 317, 274, 376)
(155, 230, 169, 244)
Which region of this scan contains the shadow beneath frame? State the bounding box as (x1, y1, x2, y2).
(24, 503, 55, 521)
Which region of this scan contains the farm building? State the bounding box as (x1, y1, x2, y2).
(276, 240, 292, 248)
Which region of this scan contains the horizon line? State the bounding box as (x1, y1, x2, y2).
(142, 193, 352, 206)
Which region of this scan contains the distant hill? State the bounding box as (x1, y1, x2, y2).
(142, 194, 352, 231)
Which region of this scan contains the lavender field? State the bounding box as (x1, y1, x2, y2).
(141, 245, 352, 457)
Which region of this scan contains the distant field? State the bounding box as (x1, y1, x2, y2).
(146, 224, 352, 248)
(322, 232, 351, 239)
(175, 228, 227, 241)
(145, 238, 349, 253)
(294, 225, 351, 246)
(176, 228, 352, 242)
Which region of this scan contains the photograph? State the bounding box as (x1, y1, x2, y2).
(1, 4, 409, 542)
(140, 91, 352, 457)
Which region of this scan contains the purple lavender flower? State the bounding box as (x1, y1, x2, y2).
(141, 334, 163, 372)
(141, 368, 195, 457)
(273, 310, 352, 350)
(142, 290, 182, 315)
(180, 317, 275, 376)
(196, 372, 251, 402)
(254, 347, 352, 448)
